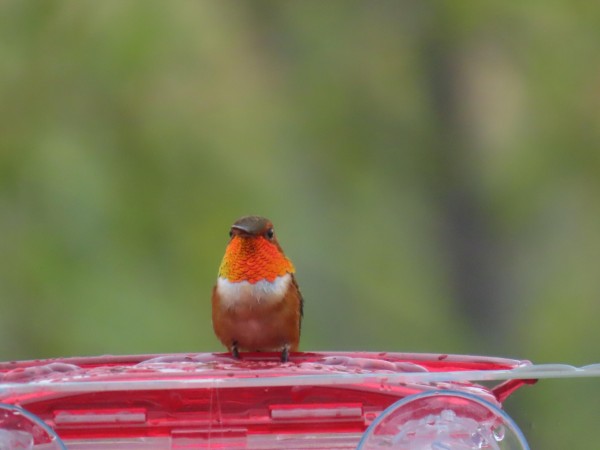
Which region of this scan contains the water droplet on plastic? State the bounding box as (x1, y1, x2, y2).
(492, 423, 506, 441)
(394, 362, 428, 372)
(365, 412, 377, 422)
(379, 378, 391, 392)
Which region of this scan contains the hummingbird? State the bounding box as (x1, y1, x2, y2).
(212, 216, 303, 362)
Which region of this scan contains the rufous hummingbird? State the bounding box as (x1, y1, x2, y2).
(212, 216, 303, 362)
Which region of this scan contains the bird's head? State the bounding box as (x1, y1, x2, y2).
(218, 216, 295, 283)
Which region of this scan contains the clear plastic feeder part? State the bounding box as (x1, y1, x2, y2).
(358, 390, 529, 449)
(0, 352, 542, 449)
(0, 403, 67, 450)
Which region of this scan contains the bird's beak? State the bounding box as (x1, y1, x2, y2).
(230, 225, 252, 236)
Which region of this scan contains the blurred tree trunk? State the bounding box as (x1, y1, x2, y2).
(422, 32, 510, 348)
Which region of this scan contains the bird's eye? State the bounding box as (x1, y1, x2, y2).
(265, 228, 274, 239)
(229, 230, 233, 238)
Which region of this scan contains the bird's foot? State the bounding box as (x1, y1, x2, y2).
(231, 341, 240, 359)
(280, 344, 290, 363)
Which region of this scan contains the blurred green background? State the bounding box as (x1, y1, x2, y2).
(1, 1, 599, 447)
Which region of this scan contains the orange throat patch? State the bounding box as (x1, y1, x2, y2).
(219, 236, 295, 283)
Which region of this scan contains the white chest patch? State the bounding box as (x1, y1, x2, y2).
(216, 274, 291, 309)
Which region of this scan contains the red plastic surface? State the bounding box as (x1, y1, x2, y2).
(0, 352, 532, 447)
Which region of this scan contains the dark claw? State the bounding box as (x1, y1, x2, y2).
(231, 341, 240, 359)
(280, 345, 289, 363)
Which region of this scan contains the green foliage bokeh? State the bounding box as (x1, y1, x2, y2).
(1, 2, 599, 447)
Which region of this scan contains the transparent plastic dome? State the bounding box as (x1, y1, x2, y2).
(358, 390, 529, 449)
(0, 403, 67, 450)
